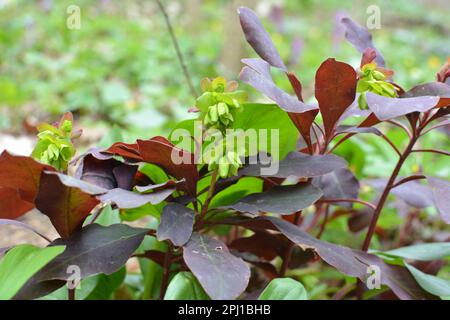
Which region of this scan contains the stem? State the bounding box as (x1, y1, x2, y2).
(316, 204, 330, 239)
(156, 0, 197, 99)
(279, 212, 301, 277)
(200, 170, 218, 218)
(68, 288, 75, 300)
(361, 135, 418, 252)
(411, 148, 450, 156)
(159, 244, 173, 300)
(327, 132, 355, 153)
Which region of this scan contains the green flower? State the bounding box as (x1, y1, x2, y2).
(31, 117, 76, 171)
(196, 77, 247, 129)
(357, 63, 398, 110)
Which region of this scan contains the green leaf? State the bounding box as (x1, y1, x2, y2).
(232, 103, 298, 160)
(258, 278, 308, 300)
(405, 263, 450, 298)
(164, 272, 210, 300)
(0, 244, 65, 300)
(379, 243, 450, 261)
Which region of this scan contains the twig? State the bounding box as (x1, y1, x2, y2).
(318, 198, 376, 210)
(159, 244, 173, 300)
(200, 170, 218, 218)
(391, 175, 426, 188)
(316, 204, 330, 239)
(411, 149, 450, 156)
(332, 283, 355, 300)
(68, 288, 75, 300)
(386, 120, 412, 138)
(327, 132, 355, 153)
(379, 132, 401, 157)
(156, 0, 198, 99)
(361, 134, 418, 252)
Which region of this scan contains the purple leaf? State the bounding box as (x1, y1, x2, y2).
(239, 66, 316, 113)
(402, 82, 450, 98)
(45, 172, 175, 210)
(221, 183, 322, 215)
(14, 224, 148, 299)
(183, 233, 250, 300)
(97, 188, 174, 209)
(341, 17, 385, 67)
(336, 125, 382, 136)
(369, 178, 434, 209)
(157, 203, 195, 246)
(241, 58, 272, 80)
(427, 177, 450, 224)
(366, 92, 440, 120)
(313, 168, 360, 208)
(238, 7, 286, 70)
(265, 216, 435, 299)
(240, 152, 348, 179)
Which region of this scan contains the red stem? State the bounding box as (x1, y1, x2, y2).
(361, 134, 418, 251)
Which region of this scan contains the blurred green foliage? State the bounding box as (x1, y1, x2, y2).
(0, 0, 448, 137)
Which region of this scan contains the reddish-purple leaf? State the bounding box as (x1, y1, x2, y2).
(75, 154, 137, 190)
(221, 183, 322, 215)
(336, 125, 382, 136)
(366, 92, 440, 120)
(229, 230, 289, 261)
(183, 233, 250, 300)
(157, 203, 195, 246)
(137, 137, 198, 196)
(313, 168, 360, 208)
(0, 151, 54, 219)
(315, 58, 357, 139)
(239, 66, 316, 113)
(35, 172, 100, 239)
(240, 152, 348, 179)
(238, 7, 286, 70)
(427, 177, 450, 224)
(341, 17, 385, 67)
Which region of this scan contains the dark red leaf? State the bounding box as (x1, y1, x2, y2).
(0, 151, 54, 219)
(157, 203, 195, 246)
(137, 137, 198, 196)
(35, 172, 100, 239)
(229, 230, 289, 261)
(341, 17, 385, 67)
(315, 58, 357, 139)
(238, 7, 287, 70)
(183, 233, 250, 300)
(0, 188, 35, 219)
